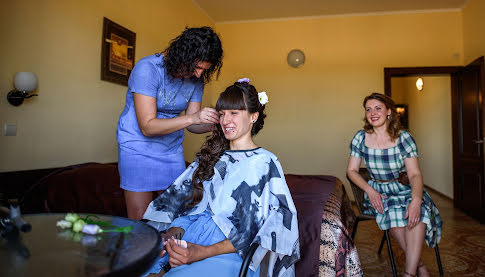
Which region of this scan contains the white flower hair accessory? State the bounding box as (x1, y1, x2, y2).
(258, 91, 269, 105)
(237, 77, 250, 84)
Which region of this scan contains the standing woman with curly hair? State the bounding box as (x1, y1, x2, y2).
(116, 27, 223, 220)
(347, 93, 442, 277)
(142, 79, 299, 277)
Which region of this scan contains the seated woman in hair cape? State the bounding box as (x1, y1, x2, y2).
(142, 79, 300, 277)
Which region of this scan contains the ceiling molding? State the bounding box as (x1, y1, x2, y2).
(190, 0, 215, 24)
(216, 8, 463, 25)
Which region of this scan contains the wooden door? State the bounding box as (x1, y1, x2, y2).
(452, 56, 485, 223)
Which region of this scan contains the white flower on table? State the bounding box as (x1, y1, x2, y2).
(72, 219, 86, 233)
(65, 213, 79, 223)
(82, 224, 102, 235)
(56, 220, 72, 229)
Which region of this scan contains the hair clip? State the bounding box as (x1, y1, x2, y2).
(237, 78, 250, 84)
(258, 91, 269, 105)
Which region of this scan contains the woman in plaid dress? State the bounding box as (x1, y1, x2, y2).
(347, 93, 442, 277)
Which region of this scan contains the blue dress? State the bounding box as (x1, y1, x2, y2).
(144, 209, 260, 277)
(116, 54, 204, 192)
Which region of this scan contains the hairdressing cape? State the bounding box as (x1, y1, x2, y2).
(143, 147, 300, 277)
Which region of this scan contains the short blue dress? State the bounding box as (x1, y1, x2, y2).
(349, 130, 442, 248)
(116, 54, 204, 192)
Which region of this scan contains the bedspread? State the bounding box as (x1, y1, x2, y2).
(285, 175, 362, 277)
(319, 178, 362, 276)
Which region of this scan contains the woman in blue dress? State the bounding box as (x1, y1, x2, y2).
(116, 27, 223, 220)
(347, 93, 442, 277)
(142, 79, 300, 277)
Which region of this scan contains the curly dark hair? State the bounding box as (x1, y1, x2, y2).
(362, 92, 402, 140)
(188, 81, 267, 206)
(162, 26, 223, 83)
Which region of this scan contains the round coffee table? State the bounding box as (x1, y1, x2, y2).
(0, 213, 161, 277)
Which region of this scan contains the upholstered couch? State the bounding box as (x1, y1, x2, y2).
(17, 162, 359, 276)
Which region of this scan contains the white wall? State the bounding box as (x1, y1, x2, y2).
(392, 76, 453, 198)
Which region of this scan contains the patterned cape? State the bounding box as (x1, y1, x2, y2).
(143, 148, 300, 277)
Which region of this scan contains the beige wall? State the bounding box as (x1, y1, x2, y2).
(1, 1, 471, 200)
(0, 0, 213, 172)
(183, 12, 463, 196)
(462, 0, 485, 64)
(392, 77, 453, 198)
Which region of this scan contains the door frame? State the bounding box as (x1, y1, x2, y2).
(384, 66, 462, 96)
(383, 66, 463, 200)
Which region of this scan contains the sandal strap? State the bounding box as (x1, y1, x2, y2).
(404, 271, 417, 277)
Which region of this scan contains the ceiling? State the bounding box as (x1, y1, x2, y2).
(192, 0, 468, 23)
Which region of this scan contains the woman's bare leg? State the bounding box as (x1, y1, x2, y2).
(124, 190, 154, 220)
(389, 227, 407, 251)
(404, 223, 428, 277)
(389, 223, 429, 276)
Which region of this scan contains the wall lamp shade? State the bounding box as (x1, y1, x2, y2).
(416, 77, 424, 91)
(7, 72, 38, 106)
(287, 49, 305, 68)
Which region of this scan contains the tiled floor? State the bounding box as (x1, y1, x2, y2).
(353, 189, 485, 276)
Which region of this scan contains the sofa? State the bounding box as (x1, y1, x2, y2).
(17, 162, 360, 276)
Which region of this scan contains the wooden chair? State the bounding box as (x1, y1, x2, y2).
(347, 168, 443, 276)
(347, 168, 398, 277)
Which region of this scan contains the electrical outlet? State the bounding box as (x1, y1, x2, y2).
(4, 124, 17, 136)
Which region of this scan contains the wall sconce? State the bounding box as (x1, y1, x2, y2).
(416, 77, 424, 91)
(287, 49, 305, 68)
(7, 72, 38, 106)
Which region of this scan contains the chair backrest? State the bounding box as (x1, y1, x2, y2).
(347, 168, 370, 215)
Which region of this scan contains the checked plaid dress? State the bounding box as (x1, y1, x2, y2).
(349, 130, 442, 248)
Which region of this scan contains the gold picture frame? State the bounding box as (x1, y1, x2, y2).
(101, 17, 136, 86)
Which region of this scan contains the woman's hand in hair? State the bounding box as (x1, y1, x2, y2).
(190, 107, 219, 125)
(185, 101, 219, 125)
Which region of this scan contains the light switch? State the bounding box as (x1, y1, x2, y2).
(4, 124, 17, 136)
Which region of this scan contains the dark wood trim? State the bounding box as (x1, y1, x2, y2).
(451, 70, 460, 207)
(477, 57, 485, 133)
(384, 66, 463, 96)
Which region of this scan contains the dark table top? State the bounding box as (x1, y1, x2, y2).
(0, 214, 161, 277)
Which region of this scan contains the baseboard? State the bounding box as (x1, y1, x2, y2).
(424, 184, 453, 201)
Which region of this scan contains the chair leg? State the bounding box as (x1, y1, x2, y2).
(384, 230, 398, 277)
(435, 245, 444, 276)
(378, 232, 386, 254)
(351, 218, 360, 240)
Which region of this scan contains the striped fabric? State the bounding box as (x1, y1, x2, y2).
(349, 130, 442, 248)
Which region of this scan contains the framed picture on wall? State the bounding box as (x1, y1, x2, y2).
(101, 17, 136, 86)
(396, 104, 408, 129)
